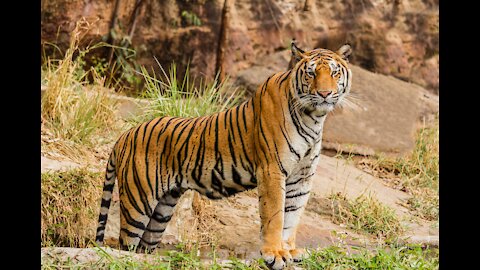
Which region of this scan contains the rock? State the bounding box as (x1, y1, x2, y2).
(322, 65, 438, 156)
(41, 246, 160, 266)
(309, 155, 411, 216)
(160, 190, 198, 246)
(399, 235, 439, 247)
(106, 93, 149, 120)
(41, 156, 81, 173)
(42, 0, 438, 93)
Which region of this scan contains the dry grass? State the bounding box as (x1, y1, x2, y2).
(41, 19, 125, 166)
(41, 168, 103, 248)
(328, 192, 404, 241)
(356, 119, 439, 221)
(187, 192, 221, 252)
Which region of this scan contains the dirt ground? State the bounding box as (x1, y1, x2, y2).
(42, 151, 438, 261)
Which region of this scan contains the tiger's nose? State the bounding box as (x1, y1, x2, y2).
(317, 91, 332, 98)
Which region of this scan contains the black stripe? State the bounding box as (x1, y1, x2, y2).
(132, 154, 152, 216)
(155, 117, 174, 144)
(211, 169, 223, 193)
(146, 227, 166, 233)
(290, 109, 310, 143)
(151, 213, 172, 223)
(97, 213, 108, 224)
(102, 182, 115, 191)
(141, 120, 151, 146)
(144, 118, 163, 198)
(120, 203, 146, 230)
(232, 164, 243, 186)
(286, 173, 316, 186)
(121, 228, 140, 238)
(273, 142, 288, 177)
(236, 104, 254, 174)
(140, 237, 160, 246)
(192, 118, 209, 188)
(258, 117, 271, 152)
(280, 127, 300, 160)
(279, 70, 292, 86)
(285, 205, 303, 212)
(129, 126, 151, 216)
(124, 175, 145, 216)
(228, 106, 238, 165)
(227, 132, 237, 165)
(286, 190, 310, 199)
(100, 199, 111, 208)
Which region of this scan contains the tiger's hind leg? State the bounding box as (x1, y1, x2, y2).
(282, 176, 313, 262)
(137, 188, 185, 253)
(118, 197, 155, 252)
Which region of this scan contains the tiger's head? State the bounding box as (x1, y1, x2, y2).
(289, 41, 352, 116)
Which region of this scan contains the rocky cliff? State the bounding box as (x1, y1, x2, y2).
(41, 0, 438, 93)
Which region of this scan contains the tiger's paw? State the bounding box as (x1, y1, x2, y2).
(289, 248, 306, 262)
(261, 247, 292, 270)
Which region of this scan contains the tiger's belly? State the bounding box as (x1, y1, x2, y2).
(180, 160, 257, 199)
(179, 142, 321, 200)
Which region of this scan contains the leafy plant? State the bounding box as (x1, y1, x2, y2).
(181, 10, 202, 26)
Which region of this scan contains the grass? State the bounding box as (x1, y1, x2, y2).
(41, 20, 120, 144)
(300, 244, 439, 270)
(42, 244, 438, 270)
(42, 243, 269, 270)
(357, 119, 439, 221)
(41, 19, 124, 165)
(41, 168, 103, 248)
(328, 192, 404, 241)
(130, 59, 242, 124)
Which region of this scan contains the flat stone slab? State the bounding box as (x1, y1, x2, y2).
(41, 156, 81, 173)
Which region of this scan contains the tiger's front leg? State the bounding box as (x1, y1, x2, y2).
(282, 176, 313, 262)
(257, 165, 291, 270)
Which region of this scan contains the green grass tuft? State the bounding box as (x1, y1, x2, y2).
(130, 59, 242, 124)
(329, 192, 404, 241)
(300, 244, 439, 269)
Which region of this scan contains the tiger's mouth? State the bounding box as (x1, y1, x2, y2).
(302, 100, 336, 117)
(312, 100, 336, 111)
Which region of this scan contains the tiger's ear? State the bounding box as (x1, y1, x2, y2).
(337, 44, 352, 62)
(291, 39, 306, 59)
(289, 39, 306, 69)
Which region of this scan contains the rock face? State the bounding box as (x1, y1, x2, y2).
(234, 50, 438, 156)
(323, 64, 438, 156)
(41, 0, 438, 93)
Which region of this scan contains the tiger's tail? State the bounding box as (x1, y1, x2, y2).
(95, 149, 117, 246)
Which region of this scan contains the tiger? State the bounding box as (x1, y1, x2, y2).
(95, 41, 352, 270)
